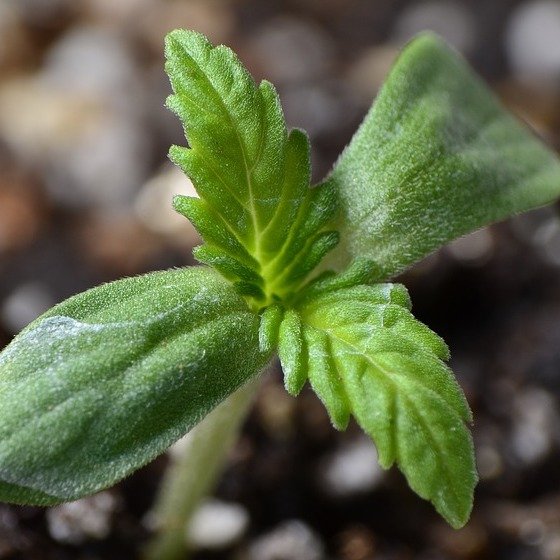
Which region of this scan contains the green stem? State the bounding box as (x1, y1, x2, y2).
(143, 376, 261, 560)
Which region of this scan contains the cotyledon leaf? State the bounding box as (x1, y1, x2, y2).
(0, 267, 269, 505)
(165, 30, 338, 308)
(322, 33, 560, 279)
(278, 283, 476, 528)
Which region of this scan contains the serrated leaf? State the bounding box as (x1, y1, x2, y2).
(322, 33, 560, 279)
(0, 267, 268, 505)
(165, 30, 337, 308)
(278, 283, 476, 528)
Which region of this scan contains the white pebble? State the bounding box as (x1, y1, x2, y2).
(476, 445, 504, 480)
(186, 499, 249, 550)
(534, 218, 560, 266)
(510, 207, 557, 244)
(446, 228, 494, 264)
(43, 112, 149, 209)
(393, 0, 475, 53)
(0, 76, 148, 210)
(42, 26, 139, 104)
(281, 84, 347, 137)
(134, 165, 199, 240)
(250, 17, 333, 85)
(506, 0, 560, 85)
(3, 25, 150, 210)
(319, 436, 384, 497)
(248, 520, 324, 560)
(40, 26, 146, 206)
(346, 45, 400, 102)
(511, 208, 560, 267)
(542, 533, 560, 560)
(46, 492, 118, 545)
(1, 282, 54, 333)
(519, 517, 547, 546)
(510, 388, 558, 465)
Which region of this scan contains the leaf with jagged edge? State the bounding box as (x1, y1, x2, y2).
(165, 30, 338, 309)
(276, 282, 476, 528)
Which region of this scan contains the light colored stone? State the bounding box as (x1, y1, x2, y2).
(446, 228, 494, 265)
(320, 435, 384, 497)
(507, 0, 560, 86)
(0, 25, 150, 210)
(134, 0, 234, 51)
(346, 45, 400, 102)
(510, 207, 558, 244)
(393, 1, 475, 53)
(248, 520, 325, 560)
(1, 282, 54, 333)
(476, 445, 504, 480)
(249, 17, 334, 85)
(42, 25, 139, 104)
(186, 499, 249, 550)
(46, 492, 118, 545)
(134, 165, 200, 245)
(534, 218, 560, 266)
(281, 82, 355, 137)
(510, 387, 559, 465)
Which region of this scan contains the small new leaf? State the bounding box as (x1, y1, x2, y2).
(165, 30, 337, 308)
(278, 284, 476, 528)
(0, 267, 267, 505)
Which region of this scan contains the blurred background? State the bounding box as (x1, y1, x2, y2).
(1, 0, 560, 559)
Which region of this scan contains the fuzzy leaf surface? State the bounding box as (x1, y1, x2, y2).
(165, 30, 337, 307)
(278, 284, 477, 528)
(323, 33, 560, 279)
(0, 267, 267, 505)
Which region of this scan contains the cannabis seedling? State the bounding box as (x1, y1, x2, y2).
(1, 30, 560, 534)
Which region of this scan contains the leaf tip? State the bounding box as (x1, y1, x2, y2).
(278, 310, 308, 396)
(164, 28, 209, 57)
(258, 305, 283, 354)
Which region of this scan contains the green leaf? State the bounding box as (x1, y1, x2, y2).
(322, 33, 560, 279)
(0, 267, 268, 505)
(165, 30, 337, 308)
(258, 304, 283, 354)
(278, 283, 476, 528)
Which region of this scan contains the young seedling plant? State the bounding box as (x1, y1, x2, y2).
(1, 29, 560, 553)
